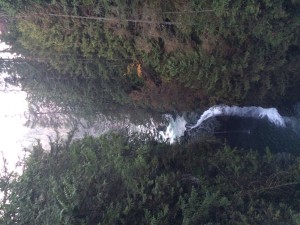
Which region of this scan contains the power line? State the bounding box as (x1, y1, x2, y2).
(160, 9, 214, 14)
(14, 8, 214, 26)
(22, 13, 184, 25)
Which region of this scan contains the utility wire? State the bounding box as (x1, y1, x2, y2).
(22, 13, 184, 25)
(14, 8, 214, 26)
(160, 9, 214, 14)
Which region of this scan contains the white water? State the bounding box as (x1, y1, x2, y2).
(159, 115, 187, 144)
(190, 106, 285, 129)
(160, 105, 287, 143)
(1, 101, 295, 170)
(23, 115, 160, 150)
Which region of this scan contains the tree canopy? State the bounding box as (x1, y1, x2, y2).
(0, 1, 299, 224)
(1, 134, 300, 224)
(0, 0, 299, 111)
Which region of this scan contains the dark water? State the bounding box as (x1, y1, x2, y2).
(172, 104, 300, 154)
(214, 116, 300, 154)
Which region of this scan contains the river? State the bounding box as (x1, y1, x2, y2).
(1, 77, 300, 170)
(159, 104, 300, 153)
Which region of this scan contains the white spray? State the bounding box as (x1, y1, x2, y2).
(159, 105, 286, 143)
(189, 105, 285, 129)
(159, 115, 187, 144)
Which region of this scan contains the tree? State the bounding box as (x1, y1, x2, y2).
(1, 0, 300, 109)
(1, 133, 300, 224)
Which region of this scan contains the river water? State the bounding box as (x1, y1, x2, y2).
(1, 86, 300, 171)
(159, 104, 300, 153)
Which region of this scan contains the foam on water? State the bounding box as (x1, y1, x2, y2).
(159, 115, 187, 144)
(159, 105, 286, 144)
(189, 105, 285, 129)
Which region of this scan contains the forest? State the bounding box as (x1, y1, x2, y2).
(0, 0, 300, 224)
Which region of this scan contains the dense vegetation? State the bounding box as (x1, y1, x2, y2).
(0, 0, 299, 112)
(0, 1, 300, 224)
(1, 134, 300, 225)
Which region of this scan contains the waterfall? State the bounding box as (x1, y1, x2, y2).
(189, 105, 286, 129)
(158, 115, 187, 144)
(159, 105, 287, 143)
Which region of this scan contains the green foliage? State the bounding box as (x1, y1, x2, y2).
(190, 0, 300, 104)
(0, 0, 299, 109)
(0, 1, 299, 224)
(180, 187, 229, 225)
(3, 60, 133, 128)
(1, 134, 300, 224)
